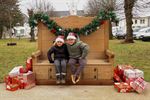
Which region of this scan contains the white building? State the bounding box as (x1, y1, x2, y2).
(132, 17, 150, 28)
(117, 8, 150, 32)
(119, 16, 150, 32)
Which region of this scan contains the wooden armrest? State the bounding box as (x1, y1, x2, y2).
(106, 49, 115, 58)
(31, 50, 41, 58)
(31, 50, 41, 64)
(106, 49, 115, 64)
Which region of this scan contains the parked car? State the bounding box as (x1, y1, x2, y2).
(112, 26, 121, 37)
(133, 28, 141, 39)
(112, 29, 117, 37)
(116, 30, 126, 39)
(135, 27, 150, 39)
(141, 32, 150, 41)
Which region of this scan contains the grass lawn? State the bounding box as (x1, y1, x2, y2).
(0, 39, 150, 82)
(109, 40, 150, 82)
(0, 39, 37, 83)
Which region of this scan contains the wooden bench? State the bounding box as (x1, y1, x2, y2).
(31, 16, 115, 85)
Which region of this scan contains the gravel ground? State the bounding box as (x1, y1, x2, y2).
(0, 83, 149, 100)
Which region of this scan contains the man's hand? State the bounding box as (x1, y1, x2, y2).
(50, 60, 54, 63)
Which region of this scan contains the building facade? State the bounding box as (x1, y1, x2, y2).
(118, 16, 150, 32)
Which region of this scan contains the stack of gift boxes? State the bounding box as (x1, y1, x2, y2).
(4, 58, 35, 91)
(114, 65, 147, 93)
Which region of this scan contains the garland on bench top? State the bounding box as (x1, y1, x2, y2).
(29, 10, 118, 37)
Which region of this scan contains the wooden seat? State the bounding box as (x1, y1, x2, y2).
(34, 59, 111, 66)
(31, 16, 115, 85)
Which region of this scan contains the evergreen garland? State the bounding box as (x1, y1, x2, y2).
(29, 10, 118, 37)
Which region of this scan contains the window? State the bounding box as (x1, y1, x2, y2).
(143, 19, 145, 24)
(140, 19, 145, 24)
(135, 20, 137, 24)
(140, 20, 142, 24)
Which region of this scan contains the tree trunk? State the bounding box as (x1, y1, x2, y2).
(124, 0, 135, 43)
(0, 26, 3, 39)
(30, 28, 36, 42)
(0, 33, 2, 39)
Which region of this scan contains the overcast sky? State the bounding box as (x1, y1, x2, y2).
(19, 0, 88, 15)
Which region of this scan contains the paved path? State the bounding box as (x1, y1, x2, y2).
(0, 83, 149, 100)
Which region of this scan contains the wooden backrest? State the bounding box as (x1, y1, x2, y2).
(37, 16, 109, 60)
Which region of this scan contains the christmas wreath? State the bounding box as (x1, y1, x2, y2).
(29, 10, 118, 37)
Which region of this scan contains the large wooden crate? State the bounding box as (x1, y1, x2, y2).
(32, 16, 115, 85)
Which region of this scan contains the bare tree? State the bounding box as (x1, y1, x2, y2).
(27, 0, 55, 42)
(85, 0, 117, 16)
(85, 0, 117, 39)
(85, 0, 150, 43)
(29, 0, 55, 16)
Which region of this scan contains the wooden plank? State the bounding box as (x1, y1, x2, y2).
(98, 65, 113, 80)
(52, 16, 94, 28)
(104, 20, 109, 50)
(48, 66, 56, 79)
(33, 63, 113, 83)
(35, 73, 49, 80)
(83, 67, 98, 80)
(33, 59, 111, 66)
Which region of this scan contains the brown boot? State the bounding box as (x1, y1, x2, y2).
(74, 75, 81, 83)
(71, 75, 76, 84)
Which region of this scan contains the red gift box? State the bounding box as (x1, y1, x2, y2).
(114, 82, 133, 93)
(130, 77, 147, 93)
(117, 65, 133, 76)
(4, 75, 12, 84)
(24, 82, 36, 89)
(19, 67, 28, 73)
(114, 65, 133, 82)
(26, 57, 32, 71)
(4, 71, 36, 91)
(6, 84, 20, 91)
(16, 76, 25, 89)
(18, 80, 25, 89)
(113, 73, 121, 82)
(125, 77, 137, 84)
(22, 71, 36, 89)
(12, 76, 20, 84)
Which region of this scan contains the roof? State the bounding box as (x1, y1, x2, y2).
(53, 10, 85, 17)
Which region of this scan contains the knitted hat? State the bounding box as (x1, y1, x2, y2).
(67, 32, 76, 40)
(55, 36, 64, 43)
